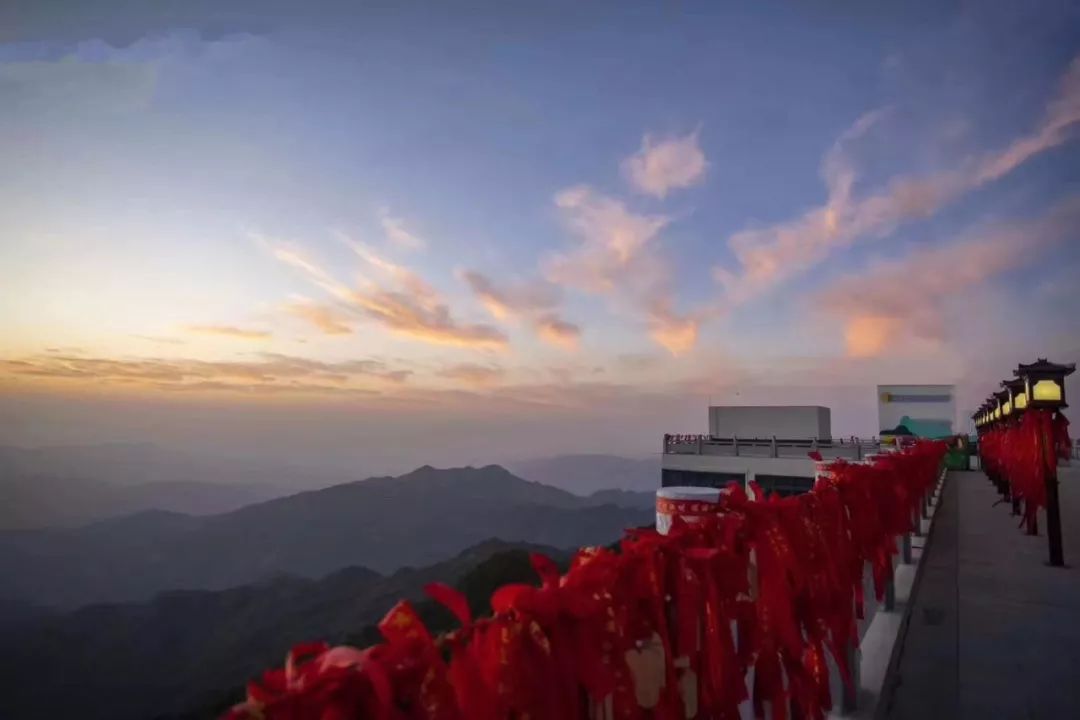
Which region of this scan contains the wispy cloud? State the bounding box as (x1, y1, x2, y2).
(546, 185, 702, 354)
(547, 185, 669, 293)
(380, 212, 426, 251)
(462, 270, 581, 349)
(284, 299, 354, 336)
(646, 299, 701, 357)
(350, 244, 440, 304)
(621, 128, 707, 198)
(816, 194, 1080, 357)
(268, 239, 507, 350)
(184, 325, 272, 340)
(0, 352, 411, 394)
(461, 270, 559, 319)
(133, 335, 187, 346)
(715, 55, 1080, 305)
(437, 362, 505, 387)
(534, 314, 581, 350)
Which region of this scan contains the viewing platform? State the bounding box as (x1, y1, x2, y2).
(877, 467, 1080, 719)
(661, 435, 889, 496)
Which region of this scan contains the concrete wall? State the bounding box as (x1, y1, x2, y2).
(707, 405, 832, 440)
(877, 384, 955, 436)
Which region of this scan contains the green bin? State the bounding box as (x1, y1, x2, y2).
(944, 447, 968, 471)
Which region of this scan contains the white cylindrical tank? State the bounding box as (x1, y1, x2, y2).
(655, 486, 722, 535)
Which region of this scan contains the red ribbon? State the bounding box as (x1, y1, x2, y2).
(225, 441, 949, 720)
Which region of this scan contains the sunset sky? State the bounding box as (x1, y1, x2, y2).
(2, 2, 1079, 473)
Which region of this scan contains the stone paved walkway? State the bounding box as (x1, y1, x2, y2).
(881, 468, 1080, 719)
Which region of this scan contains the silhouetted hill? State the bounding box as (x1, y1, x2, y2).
(507, 453, 660, 494)
(585, 488, 655, 509)
(0, 464, 651, 610)
(0, 540, 564, 720)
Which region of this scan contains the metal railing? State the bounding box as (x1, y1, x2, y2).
(663, 433, 883, 460)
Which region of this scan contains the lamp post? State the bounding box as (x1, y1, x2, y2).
(1002, 378, 1026, 515)
(985, 391, 1007, 498)
(984, 398, 999, 483)
(1015, 358, 1076, 567)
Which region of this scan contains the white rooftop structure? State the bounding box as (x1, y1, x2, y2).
(708, 405, 831, 440)
(663, 404, 880, 496)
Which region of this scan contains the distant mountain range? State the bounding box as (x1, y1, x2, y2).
(0, 473, 283, 530)
(0, 443, 348, 530)
(0, 452, 656, 720)
(506, 453, 660, 494)
(0, 540, 564, 720)
(0, 464, 653, 611)
(0, 445, 659, 531)
(0, 443, 350, 489)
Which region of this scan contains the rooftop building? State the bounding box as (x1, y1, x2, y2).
(662, 404, 882, 496)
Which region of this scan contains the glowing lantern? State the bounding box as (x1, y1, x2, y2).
(1015, 358, 1075, 410)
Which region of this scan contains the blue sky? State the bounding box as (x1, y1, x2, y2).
(1, 1, 1079, 470)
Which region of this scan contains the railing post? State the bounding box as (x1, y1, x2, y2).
(733, 435, 739, 457)
(697, 434, 704, 454)
(901, 532, 912, 564)
(770, 435, 778, 458)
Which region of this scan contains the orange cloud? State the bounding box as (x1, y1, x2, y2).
(621, 128, 707, 198)
(269, 242, 507, 350)
(817, 195, 1080, 357)
(647, 301, 700, 357)
(547, 185, 669, 292)
(184, 325, 272, 340)
(0, 352, 411, 394)
(843, 315, 901, 358)
(546, 185, 708, 353)
(437, 362, 505, 387)
(715, 55, 1080, 305)
(285, 300, 354, 335)
(535, 314, 581, 350)
(462, 270, 580, 349)
(462, 270, 559, 319)
(343, 287, 506, 349)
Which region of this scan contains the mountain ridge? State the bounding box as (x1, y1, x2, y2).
(506, 453, 660, 495)
(0, 464, 652, 610)
(0, 539, 564, 720)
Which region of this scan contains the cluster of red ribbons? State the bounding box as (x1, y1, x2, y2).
(980, 410, 1070, 533)
(226, 442, 946, 720)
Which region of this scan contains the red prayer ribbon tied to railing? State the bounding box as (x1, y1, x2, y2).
(225, 441, 947, 720)
(979, 409, 1070, 534)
